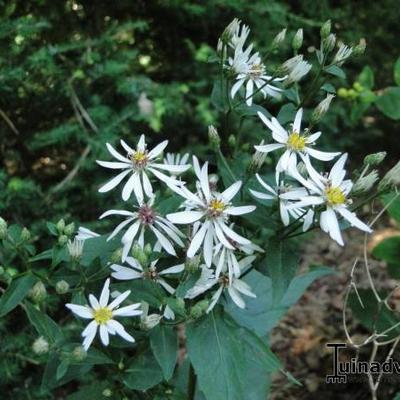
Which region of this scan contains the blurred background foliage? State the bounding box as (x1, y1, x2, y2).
(0, 0, 399, 230)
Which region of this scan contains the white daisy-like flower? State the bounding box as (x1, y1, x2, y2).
(254, 108, 340, 173)
(249, 173, 314, 231)
(185, 257, 256, 312)
(288, 154, 372, 245)
(333, 43, 352, 66)
(163, 152, 190, 176)
(65, 278, 141, 351)
(110, 255, 184, 294)
(100, 197, 185, 261)
(166, 157, 256, 267)
(229, 51, 284, 106)
(96, 135, 190, 202)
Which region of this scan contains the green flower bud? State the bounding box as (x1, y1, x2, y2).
(363, 152, 387, 167)
(292, 28, 303, 51)
(208, 125, 221, 149)
(311, 94, 335, 124)
(379, 161, 400, 192)
(0, 266, 4, 275)
(118, 361, 124, 370)
(137, 252, 148, 267)
(353, 82, 363, 92)
(58, 234, 68, 246)
(352, 170, 379, 195)
(102, 389, 112, 397)
(64, 222, 75, 237)
(0, 217, 8, 239)
(221, 18, 240, 44)
(72, 345, 87, 361)
(337, 88, 347, 98)
(353, 38, 366, 56)
(6, 267, 17, 277)
(272, 28, 286, 47)
(320, 20, 331, 39)
(32, 336, 49, 355)
(55, 280, 70, 294)
(190, 300, 209, 319)
(131, 242, 143, 259)
(56, 219, 65, 233)
(228, 134, 236, 149)
(110, 248, 123, 263)
(20, 227, 31, 242)
(322, 33, 336, 53)
(29, 281, 47, 303)
(144, 243, 152, 256)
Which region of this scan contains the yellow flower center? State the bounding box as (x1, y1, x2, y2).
(208, 199, 226, 216)
(325, 186, 346, 206)
(93, 307, 113, 325)
(130, 151, 148, 168)
(287, 132, 306, 151)
(249, 63, 264, 78)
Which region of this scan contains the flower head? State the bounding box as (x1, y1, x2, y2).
(66, 279, 142, 350)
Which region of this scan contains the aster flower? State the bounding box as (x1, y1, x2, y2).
(100, 197, 185, 261)
(288, 154, 372, 245)
(254, 108, 340, 173)
(281, 55, 312, 85)
(249, 173, 314, 231)
(76, 226, 100, 240)
(166, 157, 256, 267)
(229, 51, 284, 106)
(185, 257, 256, 312)
(333, 43, 352, 66)
(67, 238, 84, 260)
(163, 152, 190, 176)
(110, 255, 184, 294)
(66, 279, 141, 351)
(97, 135, 190, 202)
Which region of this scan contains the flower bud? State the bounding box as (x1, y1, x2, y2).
(58, 234, 68, 246)
(337, 88, 348, 98)
(20, 227, 31, 242)
(208, 125, 221, 149)
(353, 38, 366, 56)
(272, 28, 286, 47)
(29, 281, 47, 303)
(363, 152, 386, 167)
(352, 170, 379, 195)
(64, 222, 75, 236)
(131, 242, 143, 259)
(32, 336, 49, 355)
(72, 345, 87, 361)
(323, 33, 336, 53)
(144, 243, 153, 256)
(333, 43, 353, 66)
(292, 29, 303, 51)
(56, 219, 65, 233)
(228, 134, 236, 149)
(110, 248, 123, 263)
(0, 265, 4, 275)
(311, 94, 335, 123)
(56, 280, 70, 294)
(249, 140, 267, 173)
(67, 238, 84, 260)
(379, 161, 400, 192)
(0, 217, 7, 239)
(320, 20, 331, 39)
(221, 18, 240, 44)
(102, 389, 112, 398)
(190, 299, 209, 319)
(118, 361, 124, 370)
(141, 313, 162, 330)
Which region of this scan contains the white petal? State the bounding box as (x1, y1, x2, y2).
(108, 290, 131, 310)
(221, 181, 242, 202)
(124, 172, 143, 203)
(107, 320, 135, 342)
(306, 131, 322, 143)
(206, 286, 224, 313)
(108, 218, 135, 241)
(89, 294, 100, 309)
(96, 160, 131, 169)
(149, 225, 177, 256)
(293, 108, 303, 133)
(249, 189, 274, 200)
(82, 322, 97, 351)
(112, 304, 142, 317)
(167, 210, 204, 224)
(213, 221, 235, 249)
(99, 325, 109, 346)
(121, 221, 141, 246)
(142, 171, 153, 198)
(159, 263, 185, 275)
(187, 221, 209, 257)
(203, 223, 214, 267)
(225, 205, 256, 215)
(336, 207, 372, 233)
(321, 208, 344, 246)
(99, 278, 110, 307)
(120, 139, 135, 154)
(151, 163, 190, 173)
(329, 153, 347, 186)
(231, 78, 245, 99)
(82, 320, 97, 337)
(99, 209, 135, 219)
(106, 143, 131, 162)
(254, 143, 285, 153)
(228, 286, 245, 308)
(148, 140, 168, 159)
(111, 264, 143, 280)
(98, 169, 131, 193)
(199, 162, 211, 202)
(66, 304, 93, 319)
(218, 221, 250, 245)
(306, 148, 340, 161)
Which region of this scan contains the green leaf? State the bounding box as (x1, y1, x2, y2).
(0, 274, 37, 317)
(235, 103, 271, 118)
(324, 65, 346, 79)
(277, 103, 297, 125)
(265, 240, 299, 305)
(358, 66, 374, 89)
(124, 348, 164, 391)
(376, 87, 400, 120)
(372, 236, 400, 267)
(394, 57, 400, 86)
(150, 324, 178, 380)
(210, 81, 228, 112)
(80, 235, 120, 266)
(321, 83, 336, 93)
(24, 302, 64, 343)
(56, 360, 69, 380)
(186, 310, 282, 400)
(66, 382, 110, 400)
(30, 249, 53, 262)
(382, 192, 400, 223)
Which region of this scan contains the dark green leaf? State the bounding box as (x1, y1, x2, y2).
(394, 57, 400, 86)
(372, 236, 400, 267)
(150, 324, 178, 380)
(376, 87, 400, 120)
(358, 66, 374, 89)
(324, 65, 346, 79)
(0, 274, 37, 317)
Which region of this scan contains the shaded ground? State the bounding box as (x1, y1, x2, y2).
(270, 221, 400, 400)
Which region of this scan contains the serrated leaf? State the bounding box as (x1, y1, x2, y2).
(0, 274, 37, 317)
(150, 324, 178, 380)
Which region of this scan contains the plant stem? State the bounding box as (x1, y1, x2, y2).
(188, 362, 197, 400)
(217, 148, 237, 182)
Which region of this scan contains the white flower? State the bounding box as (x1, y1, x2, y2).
(110, 255, 184, 294)
(163, 152, 190, 176)
(97, 135, 190, 202)
(249, 173, 314, 231)
(288, 154, 372, 245)
(254, 108, 340, 173)
(333, 43, 352, 66)
(166, 157, 256, 267)
(67, 238, 84, 260)
(284, 56, 311, 85)
(66, 279, 141, 351)
(140, 302, 162, 330)
(76, 226, 100, 240)
(229, 51, 284, 106)
(228, 20, 250, 52)
(100, 197, 185, 261)
(185, 257, 256, 312)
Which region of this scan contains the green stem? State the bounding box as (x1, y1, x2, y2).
(217, 148, 237, 182)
